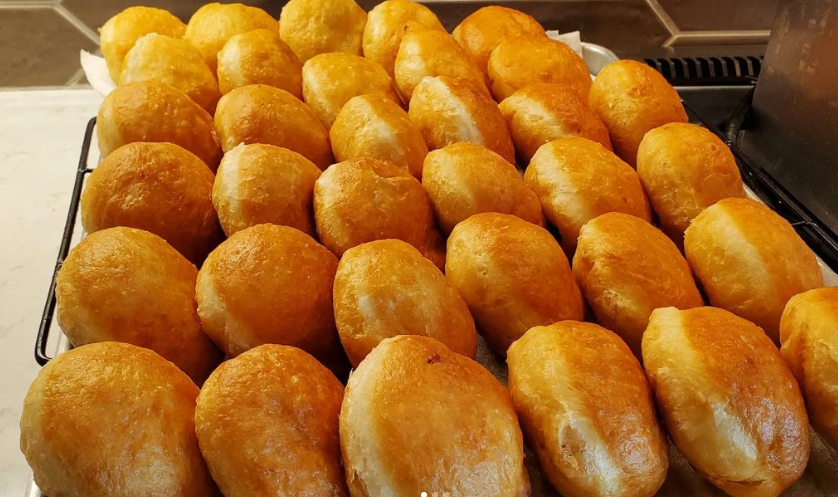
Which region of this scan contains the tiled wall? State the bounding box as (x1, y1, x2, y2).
(0, 0, 779, 88)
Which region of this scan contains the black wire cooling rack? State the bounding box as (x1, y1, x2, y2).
(35, 117, 96, 366)
(33, 109, 838, 365)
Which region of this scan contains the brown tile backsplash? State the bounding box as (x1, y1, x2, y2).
(62, 0, 278, 30)
(421, 0, 669, 51)
(0, 7, 97, 87)
(0, 0, 778, 88)
(658, 0, 779, 31)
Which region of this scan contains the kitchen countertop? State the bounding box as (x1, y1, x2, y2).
(0, 89, 103, 497)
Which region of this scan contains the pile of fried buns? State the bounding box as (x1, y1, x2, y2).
(19, 2, 838, 497)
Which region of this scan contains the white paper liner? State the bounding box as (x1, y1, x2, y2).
(80, 50, 116, 96)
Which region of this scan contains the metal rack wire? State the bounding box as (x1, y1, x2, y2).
(35, 117, 96, 365)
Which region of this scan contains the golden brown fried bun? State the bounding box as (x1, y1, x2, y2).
(362, 0, 446, 77)
(216, 29, 302, 97)
(573, 212, 702, 354)
(212, 143, 321, 236)
(120, 33, 220, 113)
(313, 157, 439, 262)
(340, 335, 529, 497)
(55, 227, 221, 385)
(500, 83, 612, 162)
(637, 122, 746, 239)
(394, 28, 489, 102)
(643, 307, 809, 497)
(81, 142, 222, 264)
(97, 81, 222, 170)
(214, 84, 333, 169)
(330, 93, 428, 178)
(507, 322, 668, 497)
(780, 287, 838, 450)
(422, 142, 543, 234)
(487, 36, 590, 102)
(452, 6, 545, 76)
(195, 345, 347, 497)
(446, 213, 583, 354)
(589, 60, 687, 166)
(100, 6, 186, 82)
(20, 342, 218, 497)
(279, 0, 367, 63)
(302, 52, 400, 129)
(184, 2, 278, 73)
(196, 224, 344, 370)
(524, 137, 650, 252)
(684, 198, 823, 341)
(408, 75, 515, 163)
(334, 239, 477, 367)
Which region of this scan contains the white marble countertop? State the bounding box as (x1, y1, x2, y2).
(0, 89, 103, 497)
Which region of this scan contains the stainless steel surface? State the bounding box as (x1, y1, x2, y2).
(678, 85, 753, 127)
(581, 41, 618, 74)
(739, 0, 838, 235)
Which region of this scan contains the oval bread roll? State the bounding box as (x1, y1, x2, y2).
(20, 342, 218, 497)
(216, 29, 303, 97)
(81, 142, 223, 264)
(330, 93, 428, 178)
(196, 224, 345, 371)
(184, 2, 278, 73)
(487, 36, 591, 102)
(100, 6, 186, 82)
(334, 239, 477, 366)
(302, 52, 400, 129)
(313, 157, 440, 263)
(684, 198, 823, 341)
(780, 287, 838, 450)
(340, 335, 530, 497)
(195, 345, 347, 497)
(394, 28, 489, 102)
(279, 0, 367, 63)
(212, 143, 321, 236)
(643, 306, 809, 497)
(524, 137, 650, 252)
(120, 33, 220, 113)
(500, 83, 612, 162)
(55, 227, 222, 384)
(408, 75, 515, 163)
(446, 212, 583, 354)
(508, 322, 669, 497)
(362, 0, 445, 77)
(573, 212, 702, 354)
(422, 142, 543, 234)
(637, 122, 746, 238)
(214, 84, 333, 169)
(452, 6, 546, 76)
(589, 60, 687, 166)
(96, 81, 222, 170)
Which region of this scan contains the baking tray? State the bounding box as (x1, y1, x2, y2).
(28, 67, 838, 497)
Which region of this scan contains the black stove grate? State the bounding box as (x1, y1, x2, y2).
(644, 55, 763, 86)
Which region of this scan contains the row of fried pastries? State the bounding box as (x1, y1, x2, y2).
(26, 141, 837, 497)
(23, 1, 838, 497)
(99, 0, 593, 130)
(23, 269, 837, 497)
(97, 0, 667, 174)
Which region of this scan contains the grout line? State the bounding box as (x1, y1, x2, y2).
(53, 3, 99, 45)
(64, 67, 86, 86)
(666, 29, 772, 47)
(645, 0, 680, 37)
(0, 1, 54, 9)
(662, 34, 679, 48)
